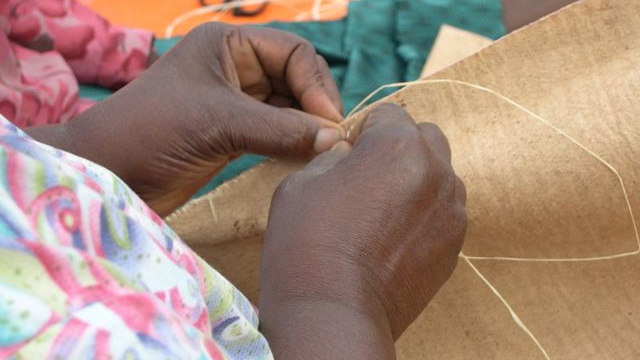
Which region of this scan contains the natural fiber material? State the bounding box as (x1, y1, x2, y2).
(168, 0, 640, 358)
(420, 25, 492, 78)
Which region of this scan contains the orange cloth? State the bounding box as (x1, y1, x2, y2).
(78, 0, 350, 38)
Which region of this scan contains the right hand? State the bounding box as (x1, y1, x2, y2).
(261, 104, 467, 341)
(47, 23, 344, 217)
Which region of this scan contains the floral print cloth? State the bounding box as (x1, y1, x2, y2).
(0, 114, 273, 359)
(0, 0, 154, 127)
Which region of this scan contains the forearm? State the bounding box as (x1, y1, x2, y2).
(23, 67, 196, 185)
(24, 96, 144, 181)
(25, 123, 73, 151)
(259, 298, 396, 360)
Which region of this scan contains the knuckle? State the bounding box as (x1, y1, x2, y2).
(392, 130, 430, 166)
(308, 72, 325, 88)
(420, 122, 451, 153)
(455, 207, 469, 234)
(368, 116, 416, 138)
(190, 21, 227, 38)
(430, 206, 467, 269)
(364, 104, 415, 133)
(273, 172, 305, 199)
(267, 28, 315, 55)
(434, 172, 457, 211)
(274, 116, 316, 156)
(316, 54, 329, 68)
(450, 206, 468, 251)
(420, 122, 445, 137)
(291, 36, 315, 53)
(447, 255, 460, 276)
(372, 103, 407, 118)
(395, 125, 424, 146)
(455, 175, 467, 200)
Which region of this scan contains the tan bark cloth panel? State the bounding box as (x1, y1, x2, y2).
(168, 0, 640, 358)
(420, 25, 493, 78)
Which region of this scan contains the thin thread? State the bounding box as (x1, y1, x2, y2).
(295, 0, 349, 21)
(345, 79, 640, 262)
(311, 0, 323, 20)
(209, 7, 231, 22)
(165, 0, 302, 37)
(165, 0, 344, 37)
(346, 78, 640, 360)
(460, 252, 551, 360)
(207, 198, 219, 223)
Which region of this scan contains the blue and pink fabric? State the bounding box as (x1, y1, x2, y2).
(0, 114, 273, 359)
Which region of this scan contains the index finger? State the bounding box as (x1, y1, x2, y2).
(239, 27, 344, 123)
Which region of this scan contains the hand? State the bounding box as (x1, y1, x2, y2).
(30, 23, 344, 216)
(259, 104, 467, 359)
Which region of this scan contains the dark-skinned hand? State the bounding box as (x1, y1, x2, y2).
(27, 23, 344, 216)
(260, 104, 468, 359)
(27, 23, 468, 359)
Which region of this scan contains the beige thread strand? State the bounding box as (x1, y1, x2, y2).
(165, 0, 346, 37)
(460, 252, 551, 360)
(311, 0, 323, 20)
(346, 79, 640, 262)
(295, 0, 350, 21)
(347, 78, 640, 360)
(207, 198, 219, 223)
(166, 0, 269, 37)
(166, 0, 302, 37)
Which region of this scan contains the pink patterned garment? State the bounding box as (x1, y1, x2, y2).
(0, 0, 154, 127)
(0, 114, 273, 359)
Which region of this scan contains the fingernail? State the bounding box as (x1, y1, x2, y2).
(319, 93, 344, 123)
(330, 141, 351, 151)
(314, 128, 342, 153)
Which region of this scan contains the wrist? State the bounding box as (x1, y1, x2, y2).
(24, 107, 133, 183)
(259, 296, 395, 360)
(24, 116, 132, 187)
(24, 122, 75, 153)
(260, 233, 397, 356)
(62, 103, 131, 177)
(260, 237, 389, 319)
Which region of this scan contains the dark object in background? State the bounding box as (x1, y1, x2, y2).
(198, 0, 269, 17)
(502, 0, 578, 32)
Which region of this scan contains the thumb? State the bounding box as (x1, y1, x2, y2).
(295, 141, 352, 181)
(227, 98, 344, 158)
(305, 141, 352, 173)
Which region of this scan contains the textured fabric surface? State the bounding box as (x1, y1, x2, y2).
(80, 0, 505, 197)
(81, 0, 351, 37)
(269, 0, 504, 111)
(0, 0, 154, 127)
(0, 114, 272, 359)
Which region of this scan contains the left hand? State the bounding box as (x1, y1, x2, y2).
(260, 105, 467, 355)
(36, 23, 345, 216)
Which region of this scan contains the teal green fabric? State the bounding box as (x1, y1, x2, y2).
(79, 0, 505, 198)
(268, 0, 504, 111)
(78, 85, 111, 101)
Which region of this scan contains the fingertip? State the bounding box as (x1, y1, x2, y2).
(314, 124, 344, 153)
(316, 56, 344, 122)
(297, 58, 344, 123)
(369, 103, 412, 123)
(303, 90, 345, 124)
(359, 103, 416, 134)
(330, 140, 352, 152)
(325, 101, 346, 123)
(418, 122, 451, 163)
